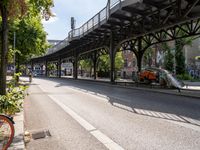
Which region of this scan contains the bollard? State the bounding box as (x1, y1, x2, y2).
(29, 74, 32, 83)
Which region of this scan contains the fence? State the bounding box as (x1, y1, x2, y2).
(47, 0, 123, 54)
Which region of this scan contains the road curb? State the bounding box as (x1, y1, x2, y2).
(112, 84, 200, 99)
(76, 79, 200, 99)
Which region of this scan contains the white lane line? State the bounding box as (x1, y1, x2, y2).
(48, 95, 96, 131)
(91, 130, 124, 150)
(48, 95, 125, 150)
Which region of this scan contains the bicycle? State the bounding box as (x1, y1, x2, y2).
(0, 114, 15, 150)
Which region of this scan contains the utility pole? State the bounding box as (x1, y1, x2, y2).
(173, 48, 176, 75)
(13, 32, 16, 75)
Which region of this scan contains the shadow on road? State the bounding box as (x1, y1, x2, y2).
(108, 97, 200, 127)
(38, 77, 200, 127)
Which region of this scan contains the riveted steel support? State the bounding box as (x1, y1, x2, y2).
(58, 57, 62, 78)
(73, 53, 78, 79)
(45, 60, 48, 77)
(56, 62, 59, 77)
(110, 32, 116, 83)
(136, 37, 143, 73)
(93, 51, 97, 80)
(31, 61, 34, 72)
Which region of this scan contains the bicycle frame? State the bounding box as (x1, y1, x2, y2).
(0, 115, 14, 124)
(0, 114, 15, 150)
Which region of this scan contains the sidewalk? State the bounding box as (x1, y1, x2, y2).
(7, 77, 28, 150)
(8, 111, 25, 150)
(182, 81, 200, 91)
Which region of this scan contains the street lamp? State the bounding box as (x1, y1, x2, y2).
(13, 31, 16, 75)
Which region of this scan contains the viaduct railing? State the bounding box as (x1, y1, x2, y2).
(47, 0, 125, 54)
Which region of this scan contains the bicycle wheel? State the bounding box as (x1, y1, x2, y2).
(0, 115, 15, 150)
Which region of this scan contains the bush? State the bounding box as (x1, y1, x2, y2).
(1, 72, 27, 115)
(0, 86, 27, 115)
(176, 73, 193, 81)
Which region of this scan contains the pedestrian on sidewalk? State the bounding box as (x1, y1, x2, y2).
(29, 70, 33, 83)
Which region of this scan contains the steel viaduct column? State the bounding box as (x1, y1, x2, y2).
(58, 57, 62, 78)
(110, 31, 116, 83)
(31, 61, 34, 72)
(136, 37, 143, 73)
(93, 51, 97, 80)
(45, 60, 48, 77)
(73, 53, 78, 79)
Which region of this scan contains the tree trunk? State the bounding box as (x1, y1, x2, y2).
(0, 2, 9, 95)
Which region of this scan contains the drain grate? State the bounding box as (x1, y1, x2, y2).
(32, 130, 51, 140)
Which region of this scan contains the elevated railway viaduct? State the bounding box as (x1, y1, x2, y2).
(31, 0, 200, 82)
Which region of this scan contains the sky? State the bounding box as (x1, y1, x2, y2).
(42, 0, 107, 40)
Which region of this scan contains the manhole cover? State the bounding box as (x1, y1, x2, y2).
(32, 130, 51, 140)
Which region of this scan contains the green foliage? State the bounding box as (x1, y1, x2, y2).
(98, 54, 110, 72)
(1, 72, 27, 115)
(115, 52, 124, 72)
(195, 56, 200, 60)
(96, 52, 123, 78)
(13, 72, 22, 86)
(176, 73, 193, 81)
(29, 0, 54, 20)
(163, 43, 174, 72)
(8, 15, 49, 66)
(47, 63, 56, 70)
(175, 39, 186, 75)
(143, 48, 154, 67)
(174, 32, 198, 75)
(0, 85, 27, 115)
(79, 59, 92, 72)
(6, 73, 22, 88)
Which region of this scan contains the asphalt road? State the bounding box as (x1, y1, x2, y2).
(24, 77, 200, 150)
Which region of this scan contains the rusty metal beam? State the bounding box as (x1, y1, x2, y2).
(184, 0, 199, 17)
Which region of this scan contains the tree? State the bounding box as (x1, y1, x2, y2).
(115, 52, 124, 72)
(0, 0, 53, 95)
(14, 15, 49, 72)
(79, 59, 92, 76)
(175, 39, 186, 74)
(47, 63, 56, 76)
(98, 54, 110, 73)
(174, 36, 199, 75)
(143, 47, 154, 67)
(97, 52, 124, 78)
(163, 43, 174, 72)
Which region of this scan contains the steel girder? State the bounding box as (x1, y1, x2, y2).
(119, 18, 200, 71)
(121, 18, 200, 54)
